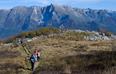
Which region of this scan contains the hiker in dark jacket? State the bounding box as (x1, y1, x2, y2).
(30, 50, 38, 72)
(30, 48, 41, 73)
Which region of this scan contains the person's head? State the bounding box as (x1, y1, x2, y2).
(33, 50, 38, 54)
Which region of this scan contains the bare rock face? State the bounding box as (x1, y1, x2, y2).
(0, 4, 116, 39)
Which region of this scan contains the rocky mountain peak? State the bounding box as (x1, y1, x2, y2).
(0, 4, 116, 39)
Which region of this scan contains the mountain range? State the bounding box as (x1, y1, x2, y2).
(0, 4, 116, 39)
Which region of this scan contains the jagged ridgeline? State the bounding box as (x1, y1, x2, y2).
(0, 4, 116, 39)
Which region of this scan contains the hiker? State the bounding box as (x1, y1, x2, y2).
(30, 48, 41, 73)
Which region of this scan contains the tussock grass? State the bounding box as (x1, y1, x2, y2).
(0, 31, 115, 74)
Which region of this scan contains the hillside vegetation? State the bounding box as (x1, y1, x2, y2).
(0, 28, 116, 74)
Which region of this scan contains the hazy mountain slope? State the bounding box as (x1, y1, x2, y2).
(0, 4, 116, 39)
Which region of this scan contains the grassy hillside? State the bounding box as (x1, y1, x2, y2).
(0, 30, 116, 74)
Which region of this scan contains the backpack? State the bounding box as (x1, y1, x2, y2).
(30, 54, 38, 63)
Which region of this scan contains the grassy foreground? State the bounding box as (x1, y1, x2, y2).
(0, 31, 116, 74)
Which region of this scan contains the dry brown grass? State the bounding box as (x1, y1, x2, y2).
(0, 32, 115, 74)
(29, 36, 116, 74)
(0, 44, 32, 74)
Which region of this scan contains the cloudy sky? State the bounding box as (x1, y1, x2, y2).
(0, 0, 116, 10)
